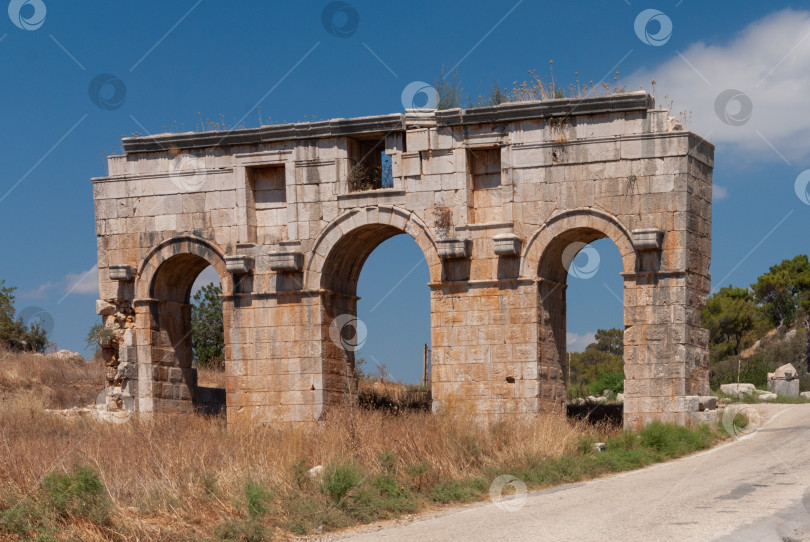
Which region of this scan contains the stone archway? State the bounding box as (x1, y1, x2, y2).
(307, 206, 441, 411)
(305, 206, 442, 290)
(524, 209, 709, 425)
(522, 209, 636, 411)
(133, 235, 232, 414)
(95, 94, 713, 426)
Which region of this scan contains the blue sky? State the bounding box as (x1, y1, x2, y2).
(1, 1, 808, 383)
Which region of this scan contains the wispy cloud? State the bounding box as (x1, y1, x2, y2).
(17, 281, 58, 299)
(567, 331, 596, 353)
(712, 185, 729, 200)
(629, 9, 810, 163)
(18, 267, 99, 299)
(64, 267, 100, 296)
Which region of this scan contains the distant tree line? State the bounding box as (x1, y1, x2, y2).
(0, 280, 49, 352)
(702, 254, 809, 369)
(567, 328, 625, 398)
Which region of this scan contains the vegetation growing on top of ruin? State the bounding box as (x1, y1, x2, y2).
(433, 61, 629, 111)
(84, 323, 116, 350)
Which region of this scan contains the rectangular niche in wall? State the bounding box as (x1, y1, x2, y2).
(469, 147, 502, 224)
(250, 165, 287, 207)
(247, 165, 287, 245)
(347, 136, 394, 192)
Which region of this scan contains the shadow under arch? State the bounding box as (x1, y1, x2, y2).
(522, 208, 637, 408)
(306, 206, 441, 409)
(134, 235, 232, 414)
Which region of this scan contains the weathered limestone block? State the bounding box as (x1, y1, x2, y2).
(109, 265, 135, 281)
(767, 363, 800, 397)
(720, 383, 757, 397)
(769, 379, 800, 397)
(225, 255, 253, 274)
(437, 238, 471, 259)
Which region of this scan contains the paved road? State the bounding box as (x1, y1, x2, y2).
(337, 404, 810, 542)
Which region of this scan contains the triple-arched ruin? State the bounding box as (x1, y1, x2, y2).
(93, 92, 714, 426)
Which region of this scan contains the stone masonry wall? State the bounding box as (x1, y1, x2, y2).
(92, 92, 714, 427)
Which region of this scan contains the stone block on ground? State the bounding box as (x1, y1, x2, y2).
(698, 396, 717, 411)
(720, 383, 756, 397)
(768, 378, 799, 398)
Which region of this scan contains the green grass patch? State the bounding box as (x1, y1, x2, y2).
(429, 478, 487, 504)
(0, 464, 112, 540)
(282, 422, 723, 536)
(491, 422, 720, 496)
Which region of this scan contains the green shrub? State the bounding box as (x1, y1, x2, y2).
(213, 518, 269, 542)
(40, 465, 111, 525)
(588, 371, 625, 396)
(429, 478, 487, 503)
(244, 482, 271, 518)
(281, 490, 349, 535)
(321, 462, 364, 504)
(639, 422, 712, 457)
(377, 450, 397, 476)
(0, 494, 52, 537)
(404, 459, 433, 491)
(342, 474, 418, 522)
(289, 456, 310, 488)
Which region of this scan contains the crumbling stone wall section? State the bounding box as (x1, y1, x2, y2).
(92, 92, 713, 427)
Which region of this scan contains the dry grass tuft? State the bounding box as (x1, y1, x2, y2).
(0, 349, 104, 409)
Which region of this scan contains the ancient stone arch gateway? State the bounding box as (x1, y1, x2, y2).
(93, 92, 714, 427)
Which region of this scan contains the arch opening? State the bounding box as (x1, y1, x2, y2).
(148, 253, 228, 414)
(320, 223, 432, 410)
(562, 238, 625, 424)
(535, 224, 630, 424)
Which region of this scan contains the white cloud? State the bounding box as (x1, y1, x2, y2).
(21, 266, 100, 301)
(712, 185, 729, 200)
(17, 281, 58, 299)
(567, 331, 596, 353)
(64, 266, 100, 296)
(629, 9, 810, 163)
